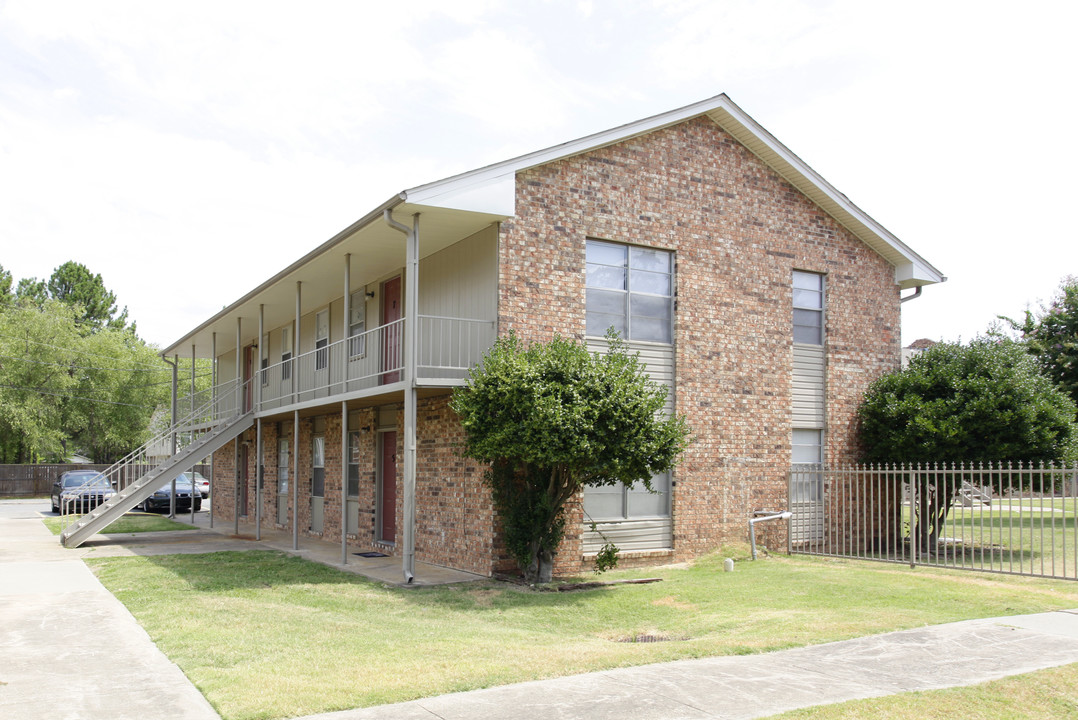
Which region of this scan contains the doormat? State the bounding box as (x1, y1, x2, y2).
(354, 551, 389, 558)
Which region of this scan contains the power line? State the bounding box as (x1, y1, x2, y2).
(0, 383, 161, 409)
(0, 333, 170, 370)
(0, 352, 169, 374)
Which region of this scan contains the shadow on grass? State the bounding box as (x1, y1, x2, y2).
(106, 549, 611, 613)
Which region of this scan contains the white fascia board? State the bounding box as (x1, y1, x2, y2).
(708, 101, 946, 286)
(403, 173, 516, 216)
(402, 93, 742, 215)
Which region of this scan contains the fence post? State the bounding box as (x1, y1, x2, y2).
(909, 465, 917, 569)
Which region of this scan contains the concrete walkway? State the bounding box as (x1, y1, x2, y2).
(4, 498, 1078, 720)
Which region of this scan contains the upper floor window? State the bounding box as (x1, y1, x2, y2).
(793, 271, 824, 345)
(281, 326, 293, 380)
(349, 291, 366, 359)
(586, 239, 673, 343)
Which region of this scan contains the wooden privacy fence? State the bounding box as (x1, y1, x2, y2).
(0, 463, 211, 497)
(789, 462, 1078, 581)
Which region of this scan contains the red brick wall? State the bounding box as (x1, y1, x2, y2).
(498, 116, 901, 571)
(413, 396, 503, 575)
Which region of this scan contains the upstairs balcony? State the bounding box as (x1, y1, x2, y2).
(176, 314, 495, 423)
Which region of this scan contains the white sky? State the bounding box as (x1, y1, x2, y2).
(2, 0, 1075, 348)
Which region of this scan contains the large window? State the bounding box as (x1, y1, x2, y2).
(583, 471, 671, 522)
(791, 428, 823, 502)
(793, 271, 824, 345)
(586, 239, 673, 343)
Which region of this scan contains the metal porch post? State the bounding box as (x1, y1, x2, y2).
(342, 254, 351, 565)
(209, 332, 216, 529)
(383, 209, 419, 583)
(256, 304, 263, 541)
(235, 318, 241, 536)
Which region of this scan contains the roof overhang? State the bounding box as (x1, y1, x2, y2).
(165, 93, 944, 358)
(403, 93, 945, 290)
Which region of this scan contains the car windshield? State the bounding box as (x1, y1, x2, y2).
(62, 473, 109, 488)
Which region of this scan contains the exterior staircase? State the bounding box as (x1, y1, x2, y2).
(957, 480, 992, 507)
(60, 380, 253, 548)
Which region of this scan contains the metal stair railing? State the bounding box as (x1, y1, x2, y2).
(59, 379, 253, 547)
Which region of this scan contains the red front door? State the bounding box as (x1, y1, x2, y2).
(380, 431, 397, 542)
(381, 277, 401, 384)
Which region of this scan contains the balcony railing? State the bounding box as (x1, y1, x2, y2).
(220, 315, 495, 413)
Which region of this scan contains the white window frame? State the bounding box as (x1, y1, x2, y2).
(585, 238, 674, 344)
(281, 325, 293, 380)
(349, 291, 367, 360)
(793, 271, 824, 346)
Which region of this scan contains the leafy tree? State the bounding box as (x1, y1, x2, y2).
(15, 277, 47, 306)
(47, 261, 129, 331)
(0, 265, 169, 462)
(1007, 277, 1078, 411)
(859, 338, 1078, 549)
(451, 332, 690, 582)
(0, 300, 83, 462)
(0, 265, 12, 306)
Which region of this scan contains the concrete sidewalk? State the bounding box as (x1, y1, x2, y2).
(294, 610, 1078, 720)
(0, 499, 220, 720)
(4, 498, 1078, 720)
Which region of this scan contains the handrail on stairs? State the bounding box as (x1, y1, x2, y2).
(58, 379, 253, 540)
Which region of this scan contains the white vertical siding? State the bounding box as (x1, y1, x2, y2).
(418, 225, 498, 320)
(582, 338, 675, 552)
(792, 344, 825, 428)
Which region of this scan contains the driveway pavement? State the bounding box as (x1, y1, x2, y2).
(4, 498, 1078, 720)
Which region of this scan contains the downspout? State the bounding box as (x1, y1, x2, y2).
(383, 208, 418, 584)
(899, 286, 923, 303)
(342, 254, 351, 566)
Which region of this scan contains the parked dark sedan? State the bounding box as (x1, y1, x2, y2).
(51, 471, 116, 514)
(141, 476, 202, 513)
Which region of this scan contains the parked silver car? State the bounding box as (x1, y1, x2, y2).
(179, 471, 210, 499)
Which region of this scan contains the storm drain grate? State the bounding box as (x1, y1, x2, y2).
(615, 633, 684, 643)
(354, 552, 389, 558)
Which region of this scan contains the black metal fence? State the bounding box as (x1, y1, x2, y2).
(788, 462, 1078, 580)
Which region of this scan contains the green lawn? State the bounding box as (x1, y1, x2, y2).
(86, 546, 1078, 720)
(42, 512, 197, 536)
(772, 663, 1078, 719)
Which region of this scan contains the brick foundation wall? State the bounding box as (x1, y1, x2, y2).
(498, 116, 901, 572)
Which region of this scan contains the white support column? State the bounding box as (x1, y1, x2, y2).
(169, 354, 178, 519)
(293, 409, 299, 551)
(235, 317, 241, 536)
(402, 213, 420, 583)
(210, 332, 216, 529)
(384, 210, 420, 583)
(190, 344, 196, 523)
(342, 254, 351, 566)
(341, 400, 348, 565)
(256, 418, 262, 541)
(257, 304, 264, 541)
(294, 282, 301, 405)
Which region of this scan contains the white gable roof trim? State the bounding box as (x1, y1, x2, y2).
(403, 93, 944, 289)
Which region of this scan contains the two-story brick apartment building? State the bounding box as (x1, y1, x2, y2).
(61, 94, 943, 581)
